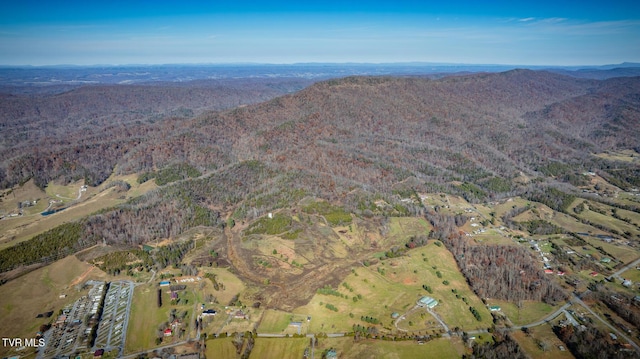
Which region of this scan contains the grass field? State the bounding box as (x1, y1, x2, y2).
(472, 232, 514, 246)
(571, 200, 640, 237)
(0, 187, 120, 249)
(512, 324, 574, 359)
(582, 237, 638, 264)
(612, 207, 640, 228)
(294, 243, 492, 334)
(250, 338, 309, 359)
(549, 212, 607, 236)
(619, 267, 640, 283)
(386, 217, 431, 243)
(316, 337, 462, 359)
(488, 300, 555, 326)
(258, 309, 293, 332)
(489, 197, 532, 218)
(205, 337, 239, 359)
(594, 150, 640, 163)
(126, 285, 168, 352)
(113, 173, 158, 199)
(420, 193, 453, 211)
(258, 309, 310, 334)
(205, 337, 311, 359)
(158, 336, 463, 359)
(44, 179, 88, 201)
(0, 256, 108, 357)
(125, 284, 196, 353)
(617, 192, 640, 208)
(201, 267, 246, 306)
(0, 179, 48, 214)
(396, 307, 441, 332)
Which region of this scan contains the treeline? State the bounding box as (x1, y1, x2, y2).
(154, 241, 194, 269)
(0, 222, 86, 272)
(317, 285, 342, 297)
(516, 220, 564, 235)
(90, 241, 194, 275)
(465, 331, 529, 359)
(378, 235, 430, 260)
(91, 250, 153, 275)
(4, 141, 132, 188)
(591, 287, 640, 329)
(137, 163, 201, 185)
(84, 188, 223, 246)
(524, 187, 576, 213)
(554, 324, 637, 359)
(103, 180, 131, 192)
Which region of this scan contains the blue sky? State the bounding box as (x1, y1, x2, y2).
(1, 1, 639, 66)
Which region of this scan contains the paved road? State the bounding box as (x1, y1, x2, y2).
(120, 340, 189, 359)
(147, 269, 156, 284)
(427, 308, 450, 334)
(571, 293, 640, 354)
(609, 257, 640, 281)
(394, 305, 451, 337)
(257, 333, 287, 338)
(510, 301, 573, 330)
(93, 281, 135, 357)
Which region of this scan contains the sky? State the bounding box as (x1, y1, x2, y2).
(1, 1, 639, 66)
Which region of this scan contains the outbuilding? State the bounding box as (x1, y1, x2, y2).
(417, 296, 438, 309)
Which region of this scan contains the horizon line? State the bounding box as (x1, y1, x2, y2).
(1, 61, 639, 69)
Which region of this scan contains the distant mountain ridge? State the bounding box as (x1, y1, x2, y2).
(1, 63, 639, 90)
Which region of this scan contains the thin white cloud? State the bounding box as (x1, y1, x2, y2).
(538, 17, 567, 24)
(527, 19, 640, 35)
(519, 17, 535, 22)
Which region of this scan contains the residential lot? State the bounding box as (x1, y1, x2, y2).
(40, 280, 106, 359)
(93, 280, 135, 356)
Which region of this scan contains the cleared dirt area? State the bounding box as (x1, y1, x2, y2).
(223, 213, 399, 311)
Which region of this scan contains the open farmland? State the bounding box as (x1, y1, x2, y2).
(487, 300, 555, 327)
(258, 309, 310, 334)
(125, 283, 197, 353)
(294, 242, 492, 334)
(316, 337, 462, 359)
(570, 199, 640, 237)
(204, 337, 239, 359)
(249, 338, 309, 359)
(202, 267, 247, 306)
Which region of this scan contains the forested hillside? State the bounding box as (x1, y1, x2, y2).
(4, 70, 639, 196)
(0, 78, 311, 188)
(1, 70, 639, 286)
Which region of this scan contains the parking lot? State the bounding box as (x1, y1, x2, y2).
(93, 280, 134, 356)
